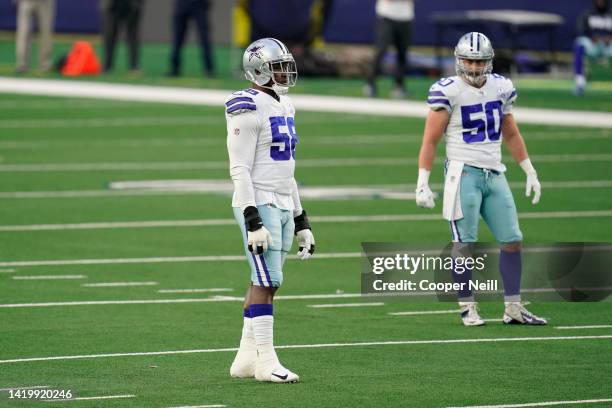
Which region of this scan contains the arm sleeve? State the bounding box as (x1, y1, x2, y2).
(290, 177, 303, 218)
(503, 79, 517, 114)
(227, 112, 259, 210)
(427, 80, 455, 113)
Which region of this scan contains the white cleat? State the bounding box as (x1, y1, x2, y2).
(503, 302, 547, 325)
(460, 302, 485, 326)
(255, 363, 299, 383)
(229, 349, 256, 378)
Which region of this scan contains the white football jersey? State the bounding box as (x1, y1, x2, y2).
(225, 88, 298, 210)
(427, 74, 517, 172)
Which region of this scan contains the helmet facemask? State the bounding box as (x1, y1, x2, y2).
(267, 57, 298, 95)
(455, 58, 492, 87)
(243, 38, 298, 96)
(454, 32, 495, 87)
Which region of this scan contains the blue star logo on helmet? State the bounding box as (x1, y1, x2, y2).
(247, 44, 264, 61)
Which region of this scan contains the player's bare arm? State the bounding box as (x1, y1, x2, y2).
(415, 108, 449, 208)
(502, 113, 541, 205)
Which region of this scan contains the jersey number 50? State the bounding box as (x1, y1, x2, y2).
(461, 101, 503, 143)
(269, 116, 298, 161)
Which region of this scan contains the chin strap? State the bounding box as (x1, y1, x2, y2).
(272, 84, 289, 95)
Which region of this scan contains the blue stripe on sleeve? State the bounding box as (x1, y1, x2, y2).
(428, 91, 446, 97)
(225, 96, 254, 107)
(427, 98, 451, 107)
(226, 103, 257, 114)
(509, 90, 517, 99)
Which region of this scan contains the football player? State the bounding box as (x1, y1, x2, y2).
(415, 32, 547, 327)
(226, 38, 315, 383)
(573, 0, 612, 95)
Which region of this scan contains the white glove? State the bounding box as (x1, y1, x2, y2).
(243, 206, 273, 254)
(296, 229, 315, 260)
(247, 226, 273, 254)
(415, 168, 435, 209)
(520, 158, 541, 205)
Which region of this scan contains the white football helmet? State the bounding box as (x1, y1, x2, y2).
(243, 38, 297, 95)
(454, 32, 494, 87)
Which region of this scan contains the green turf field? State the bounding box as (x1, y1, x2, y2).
(0, 88, 611, 408)
(1, 37, 611, 113)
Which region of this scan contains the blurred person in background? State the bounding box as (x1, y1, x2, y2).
(573, 0, 612, 95)
(364, 0, 414, 99)
(14, 0, 56, 73)
(167, 0, 215, 77)
(101, 0, 144, 74)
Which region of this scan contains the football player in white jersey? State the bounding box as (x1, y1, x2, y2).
(415, 32, 547, 326)
(225, 38, 315, 383)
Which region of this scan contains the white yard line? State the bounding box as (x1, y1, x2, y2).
(0, 252, 360, 267)
(44, 394, 136, 402)
(307, 302, 384, 308)
(2, 238, 612, 268)
(389, 309, 460, 316)
(0, 292, 382, 308)
(0, 189, 212, 199)
(1, 77, 611, 127)
(12, 275, 86, 280)
(1, 180, 611, 200)
(0, 385, 49, 391)
(0, 131, 608, 151)
(555, 325, 612, 330)
(81, 281, 158, 287)
(158, 288, 233, 293)
(0, 154, 609, 173)
(1, 335, 610, 365)
(389, 313, 525, 322)
(0, 116, 218, 128)
(444, 398, 612, 408)
(166, 405, 226, 408)
(2, 210, 612, 232)
(0, 298, 241, 308)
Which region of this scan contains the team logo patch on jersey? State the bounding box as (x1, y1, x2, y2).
(497, 88, 506, 98)
(247, 44, 264, 61)
(234, 128, 240, 135)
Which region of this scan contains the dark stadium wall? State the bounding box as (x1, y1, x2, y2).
(0, 0, 595, 50)
(0, 0, 233, 46)
(324, 0, 594, 51)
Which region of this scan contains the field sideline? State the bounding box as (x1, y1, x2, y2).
(0, 79, 611, 408)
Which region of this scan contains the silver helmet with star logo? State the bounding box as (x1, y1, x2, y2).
(242, 38, 297, 95)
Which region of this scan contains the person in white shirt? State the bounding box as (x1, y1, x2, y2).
(364, 0, 414, 98)
(226, 38, 315, 383)
(14, 0, 56, 73)
(415, 32, 547, 327)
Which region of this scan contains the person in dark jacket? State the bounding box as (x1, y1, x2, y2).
(167, 0, 215, 77)
(101, 0, 144, 73)
(573, 0, 612, 95)
(364, 0, 414, 99)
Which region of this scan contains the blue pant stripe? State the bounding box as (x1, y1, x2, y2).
(259, 254, 273, 287)
(244, 222, 265, 287)
(454, 221, 462, 242)
(251, 252, 265, 286)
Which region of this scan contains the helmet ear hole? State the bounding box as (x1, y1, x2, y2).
(255, 70, 261, 75)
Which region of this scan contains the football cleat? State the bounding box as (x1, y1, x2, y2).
(254, 346, 299, 383)
(460, 302, 485, 326)
(503, 302, 547, 325)
(229, 348, 256, 378)
(255, 363, 299, 383)
(363, 83, 377, 98)
(391, 86, 408, 99)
